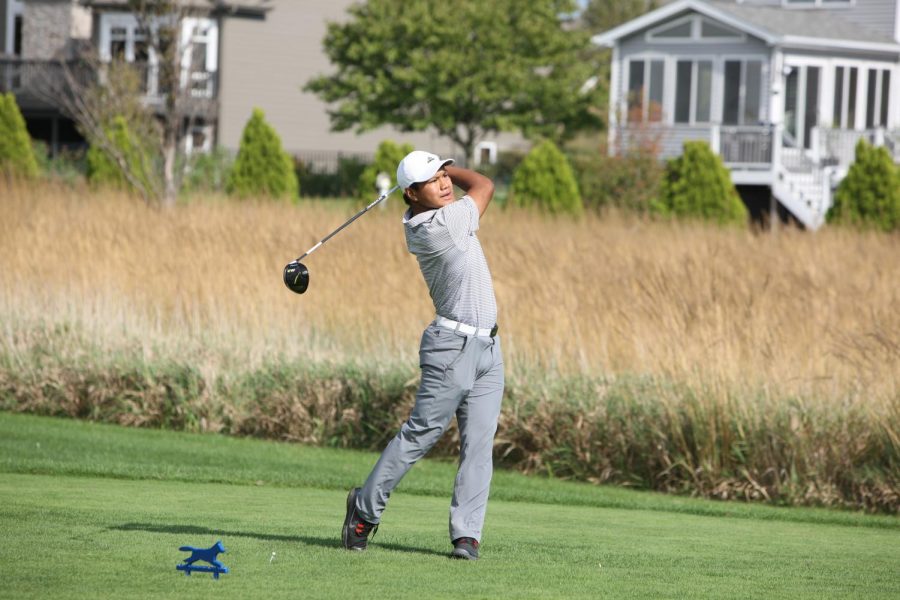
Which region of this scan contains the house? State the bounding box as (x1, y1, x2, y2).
(592, 0, 900, 228)
(0, 0, 520, 174)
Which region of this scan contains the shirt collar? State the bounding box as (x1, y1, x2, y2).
(403, 207, 436, 227)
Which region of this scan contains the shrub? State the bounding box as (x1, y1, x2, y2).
(654, 140, 747, 225)
(509, 139, 583, 216)
(358, 140, 413, 202)
(86, 115, 157, 194)
(0, 92, 39, 178)
(297, 155, 368, 198)
(226, 108, 298, 200)
(181, 147, 234, 196)
(569, 149, 663, 214)
(828, 139, 900, 232)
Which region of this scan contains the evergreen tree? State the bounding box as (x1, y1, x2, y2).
(653, 141, 747, 225)
(828, 139, 900, 231)
(509, 139, 583, 216)
(0, 92, 39, 178)
(358, 139, 413, 202)
(226, 108, 298, 199)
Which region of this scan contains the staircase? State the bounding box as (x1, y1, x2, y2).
(771, 147, 831, 230)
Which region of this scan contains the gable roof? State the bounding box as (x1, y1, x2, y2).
(591, 0, 900, 56)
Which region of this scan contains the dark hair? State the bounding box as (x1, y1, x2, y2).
(402, 181, 422, 206)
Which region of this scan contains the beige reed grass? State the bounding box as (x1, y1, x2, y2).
(2, 179, 898, 406)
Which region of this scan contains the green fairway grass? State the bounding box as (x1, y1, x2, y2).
(1, 412, 898, 599)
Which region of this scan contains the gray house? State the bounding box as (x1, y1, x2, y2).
(593, 0, 900, 228)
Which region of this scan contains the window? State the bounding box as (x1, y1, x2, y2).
(700, 19, 742, 39)
(833, 66, 860, 129)
(99, 15, 217, 99)
(674, 59, 713, 124)
(649, 18, 693, 40)
(4, 0, 24, 56)
(860, 68, 893, 129)
(723, 60, 764, 125)
(648, 16, 744, 42)
(627, 59, 664, 122)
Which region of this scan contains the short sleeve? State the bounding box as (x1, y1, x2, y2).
(436, 196, 479, 250)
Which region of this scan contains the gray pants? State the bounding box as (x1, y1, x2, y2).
(356, 323, 504, 542)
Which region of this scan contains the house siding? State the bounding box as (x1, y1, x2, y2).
(218, 0, 527, 162)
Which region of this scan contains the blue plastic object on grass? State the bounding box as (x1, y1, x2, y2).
(176, 540, 230, 579)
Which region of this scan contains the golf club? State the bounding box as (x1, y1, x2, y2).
(283, 184, 400, 294)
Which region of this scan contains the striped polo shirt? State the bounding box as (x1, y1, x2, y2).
(403, 196, 498, 329)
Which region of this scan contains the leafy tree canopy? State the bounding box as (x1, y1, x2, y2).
(306, 0, 602, 163)
(581, 0, 658, 32)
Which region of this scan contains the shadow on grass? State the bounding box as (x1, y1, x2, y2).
(109, 522, 448, 558)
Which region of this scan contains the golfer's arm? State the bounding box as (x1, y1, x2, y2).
(446, 166, 494, 217)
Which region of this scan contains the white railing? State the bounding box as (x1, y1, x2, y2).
(716, 125, 773, 166)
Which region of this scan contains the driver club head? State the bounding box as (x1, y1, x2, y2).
(283, 261, 309, 294)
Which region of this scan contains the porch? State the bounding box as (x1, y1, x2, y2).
(615, 123, 900, 229)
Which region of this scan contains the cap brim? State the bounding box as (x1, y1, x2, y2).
(408, 158, 455, 189)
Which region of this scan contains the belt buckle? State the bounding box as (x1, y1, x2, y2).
(490, 324, 499, 337)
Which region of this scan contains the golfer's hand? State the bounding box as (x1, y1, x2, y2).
(446, 166, 494, 217)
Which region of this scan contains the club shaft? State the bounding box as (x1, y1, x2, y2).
(294, 185, 399, 262)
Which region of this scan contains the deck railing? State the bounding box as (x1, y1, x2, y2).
(717, 125, 773, 166)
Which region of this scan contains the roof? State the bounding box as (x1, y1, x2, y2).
(591, 0, 900, 56)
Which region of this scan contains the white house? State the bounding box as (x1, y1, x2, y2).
(593, 0, 900, 228)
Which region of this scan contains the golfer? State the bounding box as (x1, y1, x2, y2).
(342, 150, 504, 560)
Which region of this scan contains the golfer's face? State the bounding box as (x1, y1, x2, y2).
(413, 169, 453, 209)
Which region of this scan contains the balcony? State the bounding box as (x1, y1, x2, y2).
(0, 57, 217, 119)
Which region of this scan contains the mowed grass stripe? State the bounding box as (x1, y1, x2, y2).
(2, 473, 899, 600)
(1, 412, 897, 531)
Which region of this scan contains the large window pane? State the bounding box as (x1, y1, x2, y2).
(701, 19, 740, 38)
(847, 67, 857, 128)
(866, 68, 877, 129)
(880, 70, 891, 128)
(648, 60, 664, 122)
(833, 66, 844, 127)
(696, 61, 712, 122)
(744, 61, 762, 124)
(654, 20, 692, 38)
(675, 60, 692, 123)
(723, 60, 741, 125)
(804, 67, 819, 149)
(784, 68, 799, 142)
(627, 60, 644, 123)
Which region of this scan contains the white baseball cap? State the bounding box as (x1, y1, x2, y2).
(396, 151, 454, 190)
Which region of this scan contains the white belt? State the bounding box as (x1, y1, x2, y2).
(434, 316, 497, 337)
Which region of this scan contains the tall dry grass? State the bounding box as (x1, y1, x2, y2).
(1, 179, 898, 510)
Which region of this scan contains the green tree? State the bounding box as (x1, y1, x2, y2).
(828, 139, 900, 231)
(509, 139, 583, 216)
(0, 92, 39, 178)
(226, 108, 298, 200)
(653, 141, 747, 225)
(86, 115, 157, 193)
(358, 140, 414, 202)
(306, 0, 602, 163)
